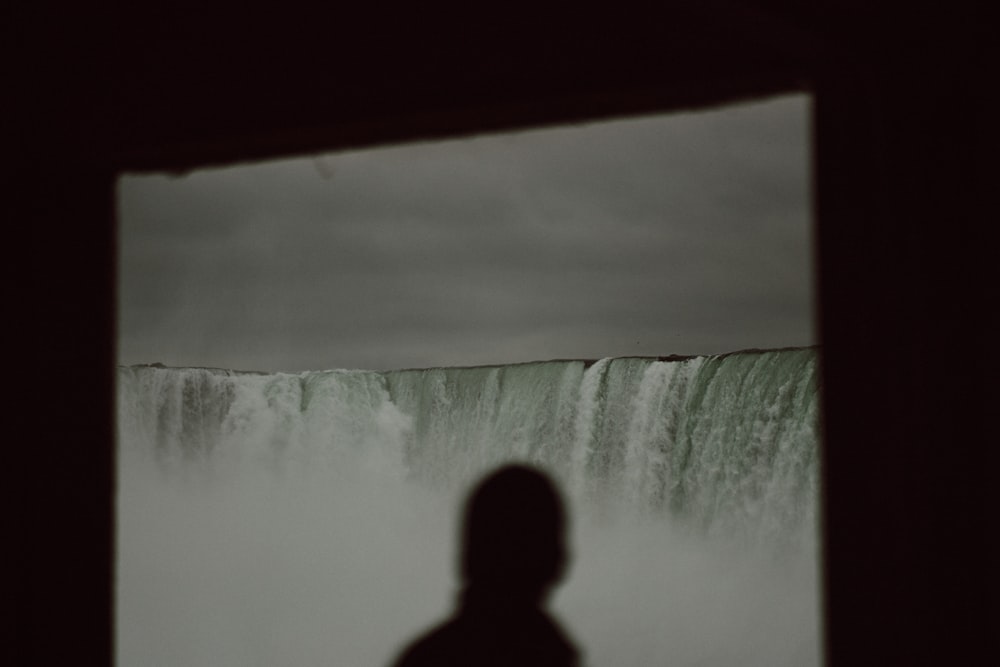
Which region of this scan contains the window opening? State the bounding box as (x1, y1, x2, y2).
(116, 93, 819, 667)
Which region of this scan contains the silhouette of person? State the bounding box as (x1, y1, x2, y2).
(390, 463, 580, 667)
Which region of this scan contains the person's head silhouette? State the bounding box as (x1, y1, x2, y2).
(460, 463, 568, 604)
(391, 464, 579, 666)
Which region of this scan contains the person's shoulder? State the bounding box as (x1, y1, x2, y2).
(391, 609, 580, 667)
(531, 610, 580, 665)
(390, 618, 464, 667)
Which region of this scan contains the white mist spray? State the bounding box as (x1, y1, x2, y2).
(117, 350, 821, 667)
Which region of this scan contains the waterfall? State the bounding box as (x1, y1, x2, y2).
(117, 348, 821, 667)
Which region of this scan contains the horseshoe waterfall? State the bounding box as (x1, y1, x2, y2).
(117, 348, 821, 667)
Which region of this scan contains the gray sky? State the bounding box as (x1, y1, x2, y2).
(117, 93, 814, 373)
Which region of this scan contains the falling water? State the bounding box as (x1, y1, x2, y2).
(117, 348, 821, 666)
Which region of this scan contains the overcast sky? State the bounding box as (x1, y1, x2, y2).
(117, 93, 814, 373)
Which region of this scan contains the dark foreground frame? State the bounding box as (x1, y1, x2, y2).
(9, 3, 992, 665)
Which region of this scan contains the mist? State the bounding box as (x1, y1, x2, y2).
(117, 355, 821, 667)
(117, 445, 819, 667)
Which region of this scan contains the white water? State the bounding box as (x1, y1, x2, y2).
(117, 350, 821, 666)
